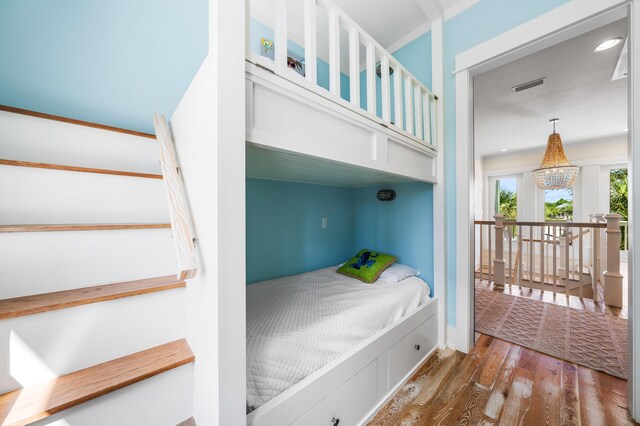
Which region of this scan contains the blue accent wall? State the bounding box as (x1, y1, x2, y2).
(352, 183, 434, 295)
(247, 179, 434, 293)
(0, 0, 208, 134)
(246, 179, 355, 284)
(392, 31, 432, 90)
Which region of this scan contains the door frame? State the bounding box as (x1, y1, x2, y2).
(453, 0, 639, 419)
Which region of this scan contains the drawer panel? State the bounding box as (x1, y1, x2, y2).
(388, 313, 438, 388)
(292, 361, 377, 426)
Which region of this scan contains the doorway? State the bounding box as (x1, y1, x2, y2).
(453, 1, 638, 420)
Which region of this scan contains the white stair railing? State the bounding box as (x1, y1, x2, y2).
(475, 216, 623, 307)
(153, 114, 198, 280)
(248, 0, 438, 149)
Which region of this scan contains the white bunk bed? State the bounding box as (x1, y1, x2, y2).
(246, 0, 438, 185)
(245, 1, 441, 424)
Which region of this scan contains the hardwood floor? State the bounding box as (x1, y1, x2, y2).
(369, 334, 637, 425)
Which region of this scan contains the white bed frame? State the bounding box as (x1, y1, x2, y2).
(247, 297, 439, 426)
(245, 0, 441, 424)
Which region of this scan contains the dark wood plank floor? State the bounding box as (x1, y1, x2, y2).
(369, 334, 637, 425)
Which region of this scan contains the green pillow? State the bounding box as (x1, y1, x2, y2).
(337, 249, 397, 283)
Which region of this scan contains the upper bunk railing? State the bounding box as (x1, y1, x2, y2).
(153, 114, 198, 280)
(247, 0, 438, 152)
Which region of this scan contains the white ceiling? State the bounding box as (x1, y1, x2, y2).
(250, 0, 471, 72)
(474, 19, 628, 158)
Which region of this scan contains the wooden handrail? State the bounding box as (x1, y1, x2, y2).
(474, 220, 606, 229)
(0, 105, 156, 139)
(153, 114, 197, 280)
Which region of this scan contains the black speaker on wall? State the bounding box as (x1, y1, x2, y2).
(377, 189, 396, 201)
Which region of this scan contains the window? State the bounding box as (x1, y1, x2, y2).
(544, 188, 573, 221)
(495, 177, 517, 219)
(609, 168, 628, 219)
(610, 168, 628, 250)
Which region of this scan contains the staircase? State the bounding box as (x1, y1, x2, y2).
(0, 106, 195, 425)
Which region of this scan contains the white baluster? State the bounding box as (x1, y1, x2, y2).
(274, 0, 288, 69)
(529, 226, 533, 285)
(565, 226, 570, 297)
(328, 9, 340, 96)
(393, 66, 403, 129)
(508, 225, 513, 284)
(579, 229, 584, 298)
(494, 215, 505, 290)
(348, 28, 360, 107)
(380, 55, 390, 122)
(479, 224, 484, 281)
(304, 0, 317, 84)
(414, 84, 422, 138)
(423, 93, 431, 144)
(488, 223, 493, 280)
(518, 225, 523, 286)
(404, 76, 413, 134)
(540, 226, 545, 290)
(553, 225, 557, 294)
(366, 42, 376, 115)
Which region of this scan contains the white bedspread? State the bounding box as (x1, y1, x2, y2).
(246, 266, 431, 410)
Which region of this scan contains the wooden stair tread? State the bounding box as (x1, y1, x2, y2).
(0, 223, 170, 232)
(0, 105, 156, 139)
(0, 159, 162, 179)
(0, 275, 185, 320)
(0, 339, 194, 426)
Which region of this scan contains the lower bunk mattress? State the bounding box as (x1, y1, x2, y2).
(246, 266, 431, 411)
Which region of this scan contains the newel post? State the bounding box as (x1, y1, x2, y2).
(604, 214, 623, 308)
(493, 214, 506, 290)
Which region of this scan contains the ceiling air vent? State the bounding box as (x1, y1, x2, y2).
(511, 77, 546, 93)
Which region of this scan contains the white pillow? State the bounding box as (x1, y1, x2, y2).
(378, 263, 421, 283)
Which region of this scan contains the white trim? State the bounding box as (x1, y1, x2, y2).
(455, 67, 474, 354)
(432, 18, 447, 348)
(455, 0, 627, 73)
(443, 0, 479, 21)
(387, 22, 432, 54)
(629, 1, 639, 419)
(454, 0, 637, 418)
(446, 324, 468, 351)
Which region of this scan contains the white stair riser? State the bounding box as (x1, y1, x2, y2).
(0, 229, 178, 298)
(30, 364, 193, 426)
(0, 288, 186, 393)
(0, 111, 160, 174)
(0, 165, 169, 224)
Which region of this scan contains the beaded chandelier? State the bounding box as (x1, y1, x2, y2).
(532, 119, 579, 190)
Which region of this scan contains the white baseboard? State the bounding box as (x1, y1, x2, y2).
(446, 324, 472, 353)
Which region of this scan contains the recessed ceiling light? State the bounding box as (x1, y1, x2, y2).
(625, 128, 629, 132)
(594, 37, 623, 52)
(500, 148, 509, 152)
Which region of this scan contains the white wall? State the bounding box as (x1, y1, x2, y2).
(479, 136, 628, 222)
(169, 0, 246, 424)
